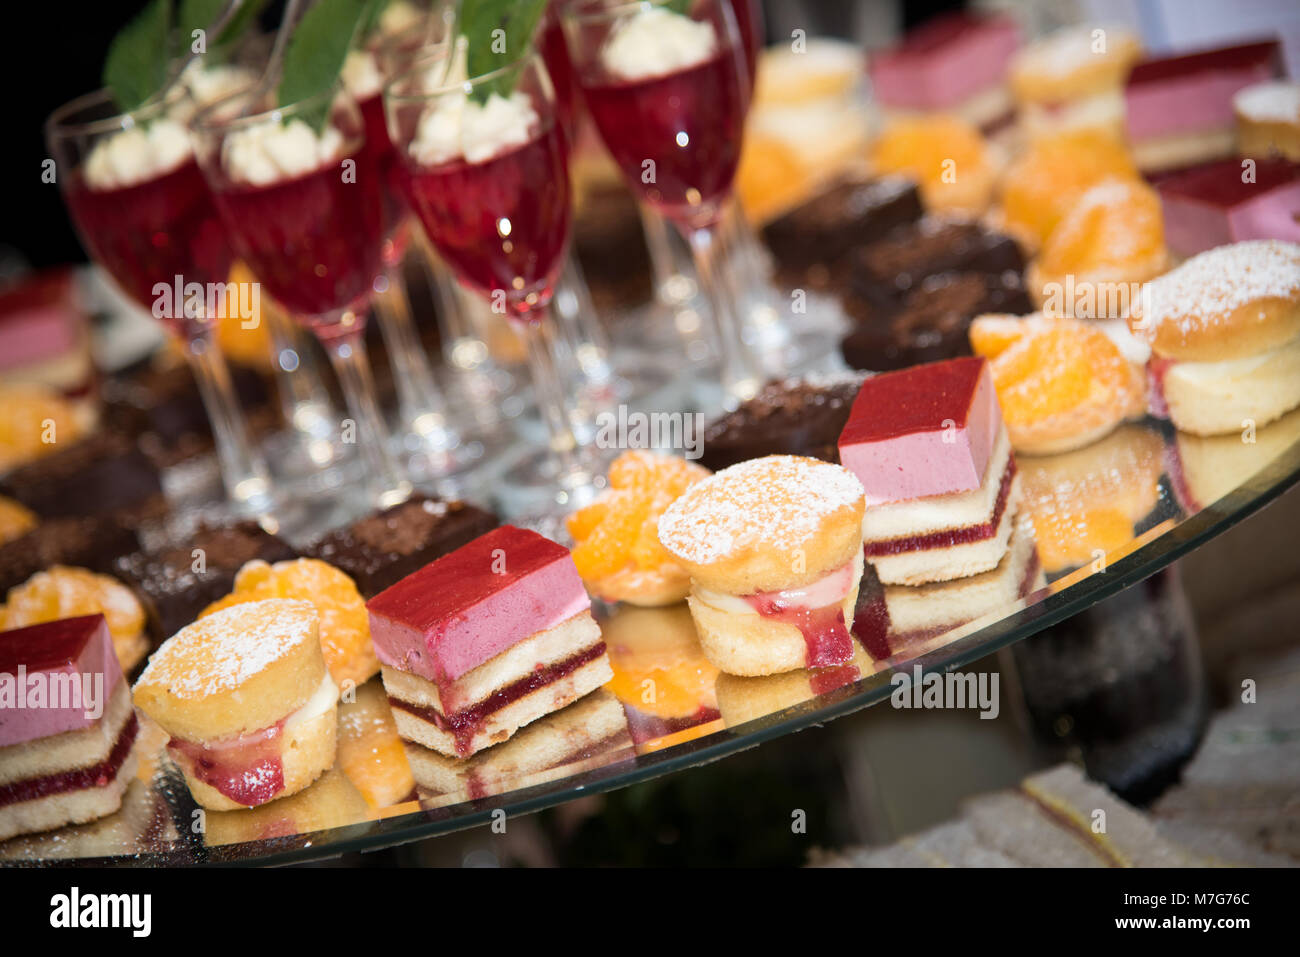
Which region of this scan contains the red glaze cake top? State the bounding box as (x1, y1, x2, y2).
(869, 11, 1020, 111)
(0, 614, 111, 676)
(366, 526, 590, 685)
(838, 357, 1003, 504)
(1127, 39, 1281, 87)
(1158, 158, 1300, 207)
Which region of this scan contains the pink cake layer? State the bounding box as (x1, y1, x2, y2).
(0, 615, 123, 748)
(869, 12, 1020, 112)
(0, 270, 84, 371)
(1125, 40, 1281, 140)
(366, 525, 590, 685)
(838, 357, 1001, 505)
(1159, 159, 1300, 256)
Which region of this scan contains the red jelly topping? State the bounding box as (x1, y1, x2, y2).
(167, 719, 287, 807)
(863, 458, 1016, 557)
(1159, 158, 1300, 208)
(840, 356, 987, 445)
(0, 712, 138, 808)
(850, 571, 892, 660)
(389, 642, 607, 756)
(1127, 39, 1280, 87)
(0, 614, 107, 675)
(743, 594, 853, 668)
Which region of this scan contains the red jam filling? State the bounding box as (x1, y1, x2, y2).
(809, 664, 861, 696)
(0, 713, 138, 808)
(850, 572, 892, 660)
(1147, 356, 1173, 421)
(167, 719, 287, 807)
(863, 458, 1016, 557)
(389, 642, 606, 756)
(743, 593, 853, 668)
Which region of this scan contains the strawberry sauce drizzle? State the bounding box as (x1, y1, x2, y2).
(167, 719, 287, 807)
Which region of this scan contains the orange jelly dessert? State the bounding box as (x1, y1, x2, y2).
(1029, 178, 1169, 317)
(872, 114, 997, 214)
(200, 557, 377, 687)
(974, 317, 1145, 455)
(567, 451, 711, 606)
(1, 565, 148, 672)
(998, 129, 1139, 249)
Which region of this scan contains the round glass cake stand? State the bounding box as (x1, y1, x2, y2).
(4, 414, 1299, 867)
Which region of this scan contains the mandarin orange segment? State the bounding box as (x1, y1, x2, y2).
(568, 452, 710, 588)
(1038, 178, 1165, 276)
(1000, 130, 1138, 246)
(200, 558, 376, 687)
(0, 496, 37, 545)
(1030, 507, 1133, 571)
(969, 314, 1033, 359)
(990, 321, 1130, 428)
(0, 565, 145, 645)
(337, 681, 414, 809)
(0, 385, 89, 472)
(873, 114, 987, 185)
(736, 133, 810, 224)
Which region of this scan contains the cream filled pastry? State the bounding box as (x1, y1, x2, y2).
(1129, 240, 1300, 436)
(133, 599, 339, 811)
(657, 455, 866, 677)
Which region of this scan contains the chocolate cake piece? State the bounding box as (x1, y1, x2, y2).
(698, 373, 868, 472)
(763, 177, 923, 289)
(0, 433, 165, 523)
(112, 521, 297, 644)
(0, 517, 139, 595)
(842, 216, 1026, 320)
(842, 270, 1031, 371)
(103, 360, 275, 468)
(304, 495, 499, 599)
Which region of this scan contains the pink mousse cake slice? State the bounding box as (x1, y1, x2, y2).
(1158, 157, 1300, 257)
(367, 526, 610, 759)
(838, 357, 1021, 586)
(1125, 39, 1282, 171)
(869, 11, 1020, 129)
(0, 614, 140, 841)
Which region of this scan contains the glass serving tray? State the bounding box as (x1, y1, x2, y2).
(4, 402, 1299, 866)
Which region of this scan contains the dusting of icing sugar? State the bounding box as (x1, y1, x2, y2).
(657, 455, 865, 564)
(1234, 81, 1300, 123)
(136, 598, 318, 700)
(1129, 240, 1300, 339)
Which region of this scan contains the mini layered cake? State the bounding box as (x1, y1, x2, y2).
(1009, 24, 1141, 140)
(838, 357, 1020, 586)
(0, 615, 138, 841)
(1130, 240, 1300, 435)
(657, 455, 866, 677)
(367, 526, 610, 759)
(1157, 158, 1300, 258)
(1125, 40, 1282, 173)
(869, 11, 1021, 135)
(0, 269, 97, 416)
(133, 599, 339, 810)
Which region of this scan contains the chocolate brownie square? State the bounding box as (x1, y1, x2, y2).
(304, 495, 499, 599)
(0, 517, 140, 595)
(112, 521, 297, 644)
(763, 177, 923, 289)
(699, 373, 868, 472)
(0, 433, 166, 523)
(841, 270, 1032, 371)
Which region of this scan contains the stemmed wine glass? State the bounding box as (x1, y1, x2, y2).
(192, 86, 412, 509)
(45, 86, 274, 516)
(386, 49, 598, 520)
(562, 0, 764, 407)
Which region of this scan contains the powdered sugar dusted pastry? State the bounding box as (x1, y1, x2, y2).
(658, 455, 866, 677)
(1010, 24, 1140, 140)
(133, 598, 339, 811)
(1234, 80, 1300, 161)
(1130, 240, 1300, 435)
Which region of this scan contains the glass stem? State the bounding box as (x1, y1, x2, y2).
(372, 270, 456, 451)
(685, 222, 762, 406)
(184, 332, 273, 514)
(321, 325, 412, 508)
(522, 307, 592, 501)
(264, 307, 337, 441)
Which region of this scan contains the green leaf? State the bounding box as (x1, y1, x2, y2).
(459, 0, 548, 103)
(277, 0, 378, 133)
(102, 0, 174, 112)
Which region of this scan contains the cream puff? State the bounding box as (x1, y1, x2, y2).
(1129, 240, 1300, 436)
(133, 598, 339, 811)
(657, 455, 866, 677)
